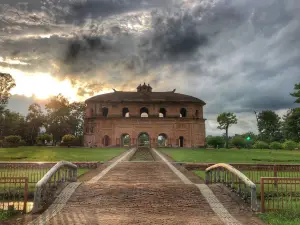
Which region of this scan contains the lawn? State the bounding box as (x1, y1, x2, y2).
(160, 148, 300, 164)
(259, 210, 300, 225)
(0, 147, 126, 162)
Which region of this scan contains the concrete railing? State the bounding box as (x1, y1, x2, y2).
(205, 163, 258, 211)
(31, 161, 77, 213)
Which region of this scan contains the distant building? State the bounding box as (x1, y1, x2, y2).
(84, 83, 206, 148)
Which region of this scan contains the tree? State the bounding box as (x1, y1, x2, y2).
(0, 110, 26, 138)
(231, 136, 246, 148)
(217, 112, 237, 148)
(45, 94, 85, 144)
(290, 83, 300, 103)
(206, 136, 225, 148)
(45, 94, 72, 144)
(68, 102, 85, 136)
(0, 73, 16, 138)
(26, 103, 45, 145)
(0, 73, 15, 108)
(282, 108, 300, 142)
(257, 110, 283, 143)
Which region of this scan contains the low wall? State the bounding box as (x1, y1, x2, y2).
(122, 148, 138, 161)
(0, 162, 101, 169)
(178, 163, 300, 171)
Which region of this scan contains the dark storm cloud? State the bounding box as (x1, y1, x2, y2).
(2, 0, 300, 135)
(66, 0, 173, 23)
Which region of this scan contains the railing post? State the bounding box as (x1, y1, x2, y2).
(32, 185, 43, 213)
(217, 168, 220, 182)
(205, 171, 210, 184)
(231, 174, 234, 189)
(74, 168, 78, 182)
(23, 178, 28, 214)
(273, 166, 278, 187)
(57, 170, 61, 184)
(260, 178, 265, 213)
(250, 186, 257, 211)
(213, 170, 216, 183)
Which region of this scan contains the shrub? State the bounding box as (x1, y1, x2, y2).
(36, 134, 52, 145)
(269, 141, 282, 149)
(253, 141, 269, 149)
(62, 134, 76, 147)
(283, 140, 298, 150)
(206, 136, 225, 148)
(231, 136, 246, 148)
(19, 140, 26, 146)
(3, 135, 21, 147)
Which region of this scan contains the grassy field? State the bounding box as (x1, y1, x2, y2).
(160, 148, 300, 164)
(0, 147, 126, 162)
(259, 210, 300, 225)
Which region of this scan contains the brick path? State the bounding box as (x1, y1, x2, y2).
(18, 147, 265, 225)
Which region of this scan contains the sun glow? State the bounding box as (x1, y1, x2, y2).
(1, 67, 112, 102)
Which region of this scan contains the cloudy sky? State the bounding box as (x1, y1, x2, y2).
(1, 0, 299, 135)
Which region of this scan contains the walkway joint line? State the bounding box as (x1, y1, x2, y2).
(152, 148, 192, 184)
(87, 147, 136, 184)
(152, 148, 243, 225)
(27, 182, 81, 225)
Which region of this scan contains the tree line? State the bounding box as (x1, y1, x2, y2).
(0, 72, 299, 149)
(208, 83, 300, 149)
(0, 73, 85, 147)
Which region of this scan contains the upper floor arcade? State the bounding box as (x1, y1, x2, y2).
(85, 83, 206, 119)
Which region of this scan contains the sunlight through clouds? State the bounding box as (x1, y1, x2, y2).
(0, 66, 112, 102)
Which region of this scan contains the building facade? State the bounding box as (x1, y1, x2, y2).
(84, 83, 206, 148)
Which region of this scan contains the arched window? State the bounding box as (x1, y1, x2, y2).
(159, 108, 166, 117)
(102, 107, 108, 117)
(103, 135, 109, 146)
(157, 133, 168, 147)
(121, 134, 130, 147)
(195, 110, 199, 118)
(180, 108, 187, 117)
(122, 108, 130, 117)
(140, 107, 149, 117)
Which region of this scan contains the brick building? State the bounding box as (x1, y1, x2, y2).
(84, 83, 206, 148)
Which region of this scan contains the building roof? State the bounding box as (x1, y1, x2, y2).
(86, 83, 206, 105)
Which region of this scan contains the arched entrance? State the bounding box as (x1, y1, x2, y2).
(138, 132, 150, 147)
(157, 133, 168, 147)
(121, 134, 130, 147)
(103, 135, 109, 146)
(179, 136, 184, 147)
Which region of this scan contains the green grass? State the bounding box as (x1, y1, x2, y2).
(0, 147, 126, 162)
(259, 210, 300, 225)
(0, 209, 18, 221)
(160, 148, 300, 164)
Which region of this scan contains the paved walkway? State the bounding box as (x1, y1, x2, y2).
(16, 148, 264, 225)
